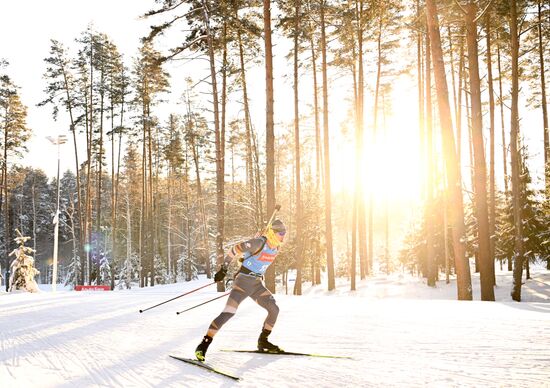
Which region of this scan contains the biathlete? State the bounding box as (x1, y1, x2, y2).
(195, 219, 287, 361)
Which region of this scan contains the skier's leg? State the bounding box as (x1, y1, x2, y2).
(195, 275, 253, 360)
(206, 278, 250, 337)
(251, 283, 279, 331)
(251, 283, 281, 352)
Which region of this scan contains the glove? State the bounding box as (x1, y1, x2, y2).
(214, 265, 227, 282)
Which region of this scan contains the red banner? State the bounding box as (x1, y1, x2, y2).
(74, 285, 111, 291)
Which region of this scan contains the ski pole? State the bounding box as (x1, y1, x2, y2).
(176, 291, 231, 315)
(139, 282, 216, 313)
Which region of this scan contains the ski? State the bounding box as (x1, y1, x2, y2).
(220, 349, 353, 359)
(169, 355, 241, 381)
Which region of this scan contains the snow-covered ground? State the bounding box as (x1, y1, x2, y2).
(1, 269, 549, 388)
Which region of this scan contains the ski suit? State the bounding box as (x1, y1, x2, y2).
(206, 237, 280, 337)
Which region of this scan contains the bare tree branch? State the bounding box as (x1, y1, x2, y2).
(141, 0, 188, 18)
(159, 35, 207, 63)
(453, 0, 468, 15)
(474, 0, 494, 24)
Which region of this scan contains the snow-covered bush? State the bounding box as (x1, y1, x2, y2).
(99, 253, 112, 285)
(64, 254, 81, 288)
(117, 252, 139, 289)
(9, 229, 39, 293)
(154, 254, 168, 284)
(177, 253, 198, 282)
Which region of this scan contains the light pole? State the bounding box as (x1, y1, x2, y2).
(47, 135, 68, 292)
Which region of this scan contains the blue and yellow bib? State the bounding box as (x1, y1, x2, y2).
(241, 238, 278, 275)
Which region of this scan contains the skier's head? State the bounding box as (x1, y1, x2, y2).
(265, 219, 286, 247)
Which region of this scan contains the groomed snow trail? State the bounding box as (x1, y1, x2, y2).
(1, 271, 549, 388)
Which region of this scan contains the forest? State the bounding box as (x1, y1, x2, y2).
(0, 0, 548, 302)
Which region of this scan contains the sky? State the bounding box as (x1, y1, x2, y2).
(1, 267, 549, 386)
(0, 0, 154, 178)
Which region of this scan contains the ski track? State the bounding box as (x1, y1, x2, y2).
(1, 272, 549, 387)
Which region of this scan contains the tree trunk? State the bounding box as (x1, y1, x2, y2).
(496, 39, 509, 196)
(465, 72, 475, 197)
(357, 0, 368, 279)
(109, 86, 116, 291)
(167, 158, 172, 282)
(188, 121, 209, 279)
(382, 93, 390, 275)
(457, 34, 464, 170)
(465, 2, 494, 301)
(417, 0, 425, 204)
(264, 0, 276, 292)
(320, 0, 335, 291)
(147, 101, 155, 286)
(140, 98, 147, 287)
(538, 1, 549, 195)
(203, 0, 222, 285)
(218, 22, 227, 289)
(68, 195, 79, 285)
(97, 69, 105, 278)
(58, 53, 84, 272)
(443, 187, 450, 284)
(126, 191, 132, 287)
(509, 0, 524, 302)
(114, 76, 125, 281)
(293, 0, 304, 296)
(351, 0, 361, 288)
(252, 127, 264, 226)
(486, 12, 497, 287)
(86, 37, 94, 285)
(351, 189, 357, 291)
(425, 31, 436, 287)
(237, 27, 258, 226)
(3, 126, 9, 272)
(425, 0, 472, 300)
(448, 26, 458, 126)
(32, 177, 37, 256)
(496, 36, 514, 269)
(310, 24, 322, 285)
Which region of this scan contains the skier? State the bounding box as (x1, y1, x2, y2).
(195, 219, 287, 361)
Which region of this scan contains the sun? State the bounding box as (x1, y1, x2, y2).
(366, 113, 423, 205)
(331, 93, 423, 206)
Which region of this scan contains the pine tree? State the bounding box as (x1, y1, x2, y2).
(40, 39, 85, 259)
(117, 251, 138, 289)
(509, 0, 525, 302)
(178, 252, 199, 282)
(518, 148, 549, 273)
(494, 189, 514, 270)
(99, 251, 111, 286)
(0, 68, 31, 273)
(8, 229, 39, 293)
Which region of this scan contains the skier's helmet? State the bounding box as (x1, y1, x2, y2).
(271, 219, 286, 234)
(266, 219, 286, 246)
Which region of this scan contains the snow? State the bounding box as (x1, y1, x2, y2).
(1, 269, 549, 388)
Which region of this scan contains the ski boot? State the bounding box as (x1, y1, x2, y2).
(257, 329, 282, 353)
(195, 335, 213, 361)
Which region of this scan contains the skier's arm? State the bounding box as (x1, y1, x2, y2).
(213, 240, 249, 282)
(221, 245, 242, 268)
(221, 238, 264, 268)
